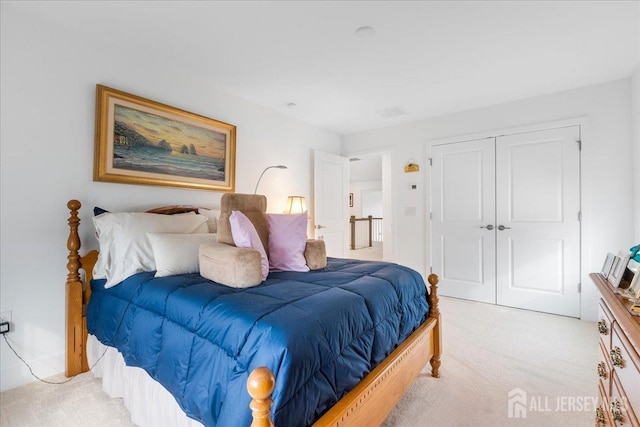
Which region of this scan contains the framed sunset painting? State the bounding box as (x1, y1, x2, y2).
(94, 85, 236, 192)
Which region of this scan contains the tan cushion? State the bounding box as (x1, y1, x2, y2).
(211, 193, 328, 279)
(199, 242, 263, 288)
(216, 194, 269, 257)
(304, 239, 327, 270)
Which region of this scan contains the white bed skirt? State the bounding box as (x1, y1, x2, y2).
(87, 334, 204, 427)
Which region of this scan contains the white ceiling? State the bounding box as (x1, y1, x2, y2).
(10, 1, 640, 135)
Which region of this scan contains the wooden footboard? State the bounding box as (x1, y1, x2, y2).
(248, 274, 441, 427)
(65, 199, 441, 426)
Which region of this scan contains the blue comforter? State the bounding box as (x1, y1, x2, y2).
(87, 258, 429, 427)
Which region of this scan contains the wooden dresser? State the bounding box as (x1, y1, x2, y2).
(592, 273, 640, 426)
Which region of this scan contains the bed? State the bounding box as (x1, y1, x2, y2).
(64, 199, 441, 427)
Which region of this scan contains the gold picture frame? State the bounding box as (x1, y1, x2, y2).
(94, 85, 236, 192)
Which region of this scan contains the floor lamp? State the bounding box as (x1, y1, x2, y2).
(254, 165, 287, 194)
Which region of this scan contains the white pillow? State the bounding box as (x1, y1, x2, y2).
(148, 233, 217, 277)
(198, 208, 221, 233)
(92, 211, 202, 280)
(92, 211, 199, 280)
(93, 212, 209, 288)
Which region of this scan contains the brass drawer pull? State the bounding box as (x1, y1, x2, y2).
(598, 319, 608, 335)
(597, 361, 607, 379)
(595, 406, 606, 425)
(610, 347, 624, 368)
(609, 399, 623, 422)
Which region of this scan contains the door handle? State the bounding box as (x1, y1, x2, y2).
(316, 224, 326, 230)
(498, 225, 511, 231)
(480, 224, 494, 230)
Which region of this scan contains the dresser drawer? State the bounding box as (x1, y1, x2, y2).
(597, 381, 614, 427)
(599, 299, 614, 349)
(599, 340, 612, 396)
(611, 372, 639, 427)
(611, 324, 640, 423)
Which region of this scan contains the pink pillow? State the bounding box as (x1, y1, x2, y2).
(267, 212, 310, 272)
(229, 211, 269, 281)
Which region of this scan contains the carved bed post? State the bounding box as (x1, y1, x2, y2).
(427, 274, 441, 378)
(247, 367, 276, 427)
(66, 200, 84, 377)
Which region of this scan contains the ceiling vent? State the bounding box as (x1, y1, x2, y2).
(376, 106, 408, 119)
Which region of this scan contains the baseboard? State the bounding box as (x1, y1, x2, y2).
(0, 349, 65, 392)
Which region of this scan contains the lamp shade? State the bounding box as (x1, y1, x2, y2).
(284, 196, 307, 214)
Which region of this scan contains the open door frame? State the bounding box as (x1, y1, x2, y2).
(343, 149, 395, 262)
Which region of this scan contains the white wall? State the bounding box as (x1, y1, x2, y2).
(349, 181, 382, 217)
(0, 4, 340, 391)
(343, 79, 635, 322)
(632, 65, 640, 242)
(361, 190, 383, 218)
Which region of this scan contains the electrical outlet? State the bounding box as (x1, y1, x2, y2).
(0, 311, 12, 335)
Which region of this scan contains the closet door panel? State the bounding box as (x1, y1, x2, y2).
(495, 126, 581, 317)
(431, 138, 496, 304)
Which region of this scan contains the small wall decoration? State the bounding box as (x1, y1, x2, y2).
(94, 85, 236, 192)
(404, 161, 419, 173)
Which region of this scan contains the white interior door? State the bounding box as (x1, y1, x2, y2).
(431, 138, 497, 303)
(313, 151, 349, 258)
(495, 126, 581, 317)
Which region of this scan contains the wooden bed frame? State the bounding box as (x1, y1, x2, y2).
(65, 199, 441, 427)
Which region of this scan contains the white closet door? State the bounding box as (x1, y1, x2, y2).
(431, 138, 497, 304)
(495, 126, 581, 317)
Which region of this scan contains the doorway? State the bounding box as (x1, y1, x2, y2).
(430, 125, 581, 317)
(348, 152, 392, 262)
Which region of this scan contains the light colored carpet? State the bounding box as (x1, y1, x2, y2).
(349, 242, 383, 261)
(0, 370, 134, 427)
(0, 297, 598, 427)
(381, 297, 598, 427)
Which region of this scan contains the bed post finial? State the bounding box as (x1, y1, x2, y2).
(427, 274, 441, 378)
(427, 274, 440, 318)
(247, 367, 275, 427)
(67, 200, 82, 283)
